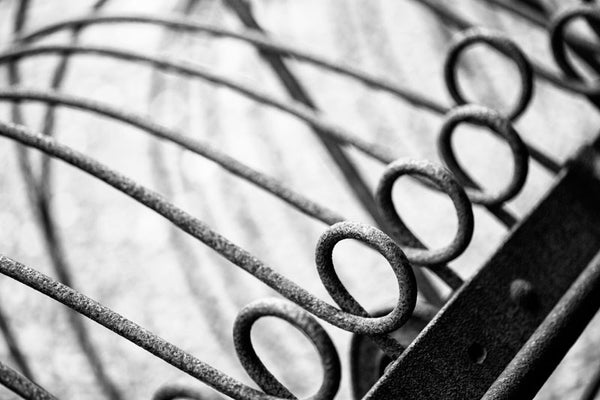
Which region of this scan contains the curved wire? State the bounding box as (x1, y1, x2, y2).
(0, 45, 524, 230)
(0, 88, 462, 319)
(314, 221, 419, 358)
(444, 28, 534, 121)
(0, 360, 58, 400)
(0, 254, 272, 400)
(17, 14, 450, 115)
(218, 0, 408, 305)
(16, 12, 450, 307)
(0, 88, 345, 225)
(443, 28, 560, 175)
(0, 0, 39, 383)
(438, 105, 529, 206)
(0, 45, 400, 164)
(12, 15, 562, 176)
(0, 87, 467, 290)
(416, 0, 600, 96)
(233, 298, 341, 400)
(375, 159, 474, 267)
(483, 0, 600, 56)
(0, 120, 417, 337)
(550, 5, 600, 96)
(5, 1, 124, 398)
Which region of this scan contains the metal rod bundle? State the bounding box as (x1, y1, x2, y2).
(0, 1, 599, 399)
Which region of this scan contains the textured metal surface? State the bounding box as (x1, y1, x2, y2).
(1, 1, 600, 398)
(482, 248, 600, 399)
(365, 141, 600, 399)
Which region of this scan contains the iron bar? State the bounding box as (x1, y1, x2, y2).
(482, 249, 600, 399)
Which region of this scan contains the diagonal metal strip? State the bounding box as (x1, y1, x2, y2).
(365, 140, 600, 399)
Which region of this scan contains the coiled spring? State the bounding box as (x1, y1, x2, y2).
(0, 1, 599, 399)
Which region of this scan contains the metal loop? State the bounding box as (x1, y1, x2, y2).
(233, 298, 341, 400)
(550, 6, 600, 96)
(315, 221, 417, 334)
(375, 159, 474, 265)
(444, 28, 534, 121)
(438, 105, 529, 206)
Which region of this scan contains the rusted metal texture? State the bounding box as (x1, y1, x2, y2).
(365, 140, 600, 399)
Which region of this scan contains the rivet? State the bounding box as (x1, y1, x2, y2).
(510, 279, 537, 310)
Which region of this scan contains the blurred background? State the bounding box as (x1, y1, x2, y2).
(0, 0, 599, 398)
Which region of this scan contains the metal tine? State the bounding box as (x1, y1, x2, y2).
(6, 1, 125, 399)
(0, 359, 58, 400)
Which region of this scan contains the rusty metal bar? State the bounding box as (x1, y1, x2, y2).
(365, 139, 600, 399)
(481, 249, 600, 399)
(0, 360, 57, 400)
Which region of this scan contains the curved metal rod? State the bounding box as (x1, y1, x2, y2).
(0, 254, 272, 400)
(445, 28, 534, 121)
(375, 159, 474, 272)
(11, 16, 562, 175)
(0, 120, 417, 336)
(550, 6, 600, 96)
(0, 40, 559, 181)
(0, 359, 58, 400)
(0, 44, 399, 165)
(16, 14, 449, 114)
(5, 1, 124, 399)
(0, 88, 342, 222)
(0, 88, 461, 297)
(0, 0, 39, 384)
(443, 28, 560, 174)
(439, 105, 529, 206)
(416, 0, 600, 96)
(483, 0, 600, 56)
(233, 298, 341, 399)
(0, 46, 521, 228)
